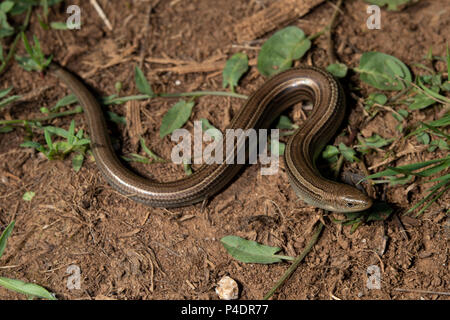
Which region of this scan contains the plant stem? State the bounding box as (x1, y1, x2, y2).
(0, 107, 83, 126)
(263, 222, 324, 300)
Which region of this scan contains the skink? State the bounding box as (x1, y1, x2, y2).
(49, 63, 372, 212)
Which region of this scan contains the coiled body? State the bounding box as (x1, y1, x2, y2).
(50, 63, 372, 212)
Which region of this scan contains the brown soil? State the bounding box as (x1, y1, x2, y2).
(0, 0, 448, 300)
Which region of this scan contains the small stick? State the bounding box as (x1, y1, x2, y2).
(394, 288, 450, 296)
(263, 222, 324, 300)
(234, 0, 325, 43)
(326, 0, 343, 65)
(90, 0, 113, 31)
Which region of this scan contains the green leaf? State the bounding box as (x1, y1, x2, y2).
(358, 134, 394, 153)
(0, 277, 57, 300)
(322, 145, 340, 162)
(365, 157, 450, 180)
(159, 100, 194, 138)
(51, 94, 77, 111)
(139, 138, 165, 162)
(221, 235, 294, 264)
(44, 128, 53, 149)
(0, 220, 15, 259)
(134, 66, 154, 97)
(121, 153, 150, 164)
(326, 63, 348, 78)
(22, 191, 35, 201)
(50, 21, 68, 30)
(45, 126, 69, 139)
(257, 26, 311, 77)
(408, 91, 437, 110)
(429, 139, 448, 152)
(183, 160, 193, 176)
(0, 95, 20, 108)
(0, 126, 13, 133)
(72, 153, 84, 172)
(20, 141, 42, 150)
(0, 87, 12, 99)
(0, 1, 15, 13)
(364, 0, 412, 10)
(373, 93, 388, 105)
(107, 111, 126, 125)
(357, 52, 411, 90)
(338, 143, 358, 162)
(416, 132, 430, 145)
(276, 115, 299, 130)
(222, 53, 248, 92)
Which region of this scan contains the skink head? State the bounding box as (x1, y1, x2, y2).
(333, 185, 373, 212)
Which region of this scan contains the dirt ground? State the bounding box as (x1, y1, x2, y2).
(0, 0, 448, 300)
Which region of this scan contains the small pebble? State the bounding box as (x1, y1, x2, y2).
(175, 80, 181, 86)
(215, 276, 239, 300)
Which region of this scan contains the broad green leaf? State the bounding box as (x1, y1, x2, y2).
(222, 53, 248, 92)
(392, 109, 408, 122)
(276, 115, 298, 130)
(322, 145, 339, 163)
(22, 191, 35, 201)
(339, 143, 358, 162)
(409, 90, 437, 110)
(0, 1, 14, 13)
(0, 277, 56, 300)
(0, 220, 14, 258)
(428, 139, 448, 152)
(357, 52, 411, 90)
(416, 132, 430, 145)
(72, 153, 84, 172)
(221, 235, 293, 264)
(326, 63, 348, 78)
(45, 126, 69, 139)
(257, 26, 311, 76)
(134, 66, 154, 97)
(159, 100, 194, 138)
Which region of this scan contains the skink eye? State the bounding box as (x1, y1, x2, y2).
(347, 202, 354, 207)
